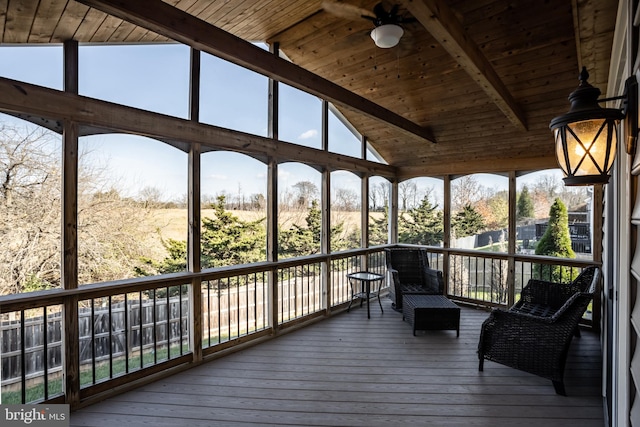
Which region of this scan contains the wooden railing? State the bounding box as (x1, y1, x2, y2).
(0, 245, 597, 408)
(0, 248, 386, 407)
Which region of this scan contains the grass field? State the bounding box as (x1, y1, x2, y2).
(150, 208, 375, 242)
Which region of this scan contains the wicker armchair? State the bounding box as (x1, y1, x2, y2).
(478, 266, 600, 395)
(385, 247, 444, 310)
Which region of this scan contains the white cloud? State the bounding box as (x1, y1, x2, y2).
(299, 129, 318, 140)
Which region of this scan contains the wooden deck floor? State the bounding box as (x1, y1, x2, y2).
(70, 299, 604, 426)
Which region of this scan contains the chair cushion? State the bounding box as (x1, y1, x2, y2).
(424, 268, 443, 294)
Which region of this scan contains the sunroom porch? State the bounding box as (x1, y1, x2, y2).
(68, 297, 603, 427)
(1, 247, 602, 425)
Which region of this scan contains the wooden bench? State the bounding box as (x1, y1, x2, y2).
(402, 294, 460, 337)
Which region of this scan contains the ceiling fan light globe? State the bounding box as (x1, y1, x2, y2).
(370, 24, 403, 48)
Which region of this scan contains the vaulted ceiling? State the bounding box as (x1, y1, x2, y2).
(0, 0, 620, 177)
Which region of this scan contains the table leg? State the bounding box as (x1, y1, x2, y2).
(376, 280, 384, 314)
(347, 278, 354, 312)
(366, 281, 370, 319)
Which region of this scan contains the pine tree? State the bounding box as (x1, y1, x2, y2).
(534, 198, 576, 281)
(200, 196, 266, 267)
(278, 200, 322, 257)
(368, 206, 389, 246)
(452, 204, 485, 238)
(138, 195, 266, 275)
(398, 195, 443, 245)
(278, 199, 357, 256)
(517, 185, 535, 221)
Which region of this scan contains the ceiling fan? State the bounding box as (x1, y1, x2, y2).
(322, 1, 416, 48)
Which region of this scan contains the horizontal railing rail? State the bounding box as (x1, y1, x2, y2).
(0, 244, 594, 407)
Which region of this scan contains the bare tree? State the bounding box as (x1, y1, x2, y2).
(533, 174, 560, 199)
(292, 180, 319, 208)
(399, 180, 417, 211)
(0, 124, 61, 294)
(370, 181, 390, 211)
(138, 186, 164, 208)
(333, 187, 359, 211)
(451, 175, 483, 211)
(0, 122, 162, 295)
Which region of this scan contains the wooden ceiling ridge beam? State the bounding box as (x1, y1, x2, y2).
(400, 0, 528, 131)
(75, 0, 436, 144)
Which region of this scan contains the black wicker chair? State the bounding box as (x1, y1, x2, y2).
(478, 266, 599, 396)
(385, 247, 444, 310)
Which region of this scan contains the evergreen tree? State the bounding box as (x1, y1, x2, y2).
(534, 198, 576, 281)
(279, 200, 355, 256)
(452, 204, 485, 238)
(398, 195, 443, 245)
(200, 196, 266, 267)
(138, 195, 266, 274)
(279, 200, 322, 256)
(517, 185, 535, 221)
(369, 206, 389, 246)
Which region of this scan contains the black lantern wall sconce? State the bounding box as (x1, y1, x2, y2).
(550, 66, 638, 186)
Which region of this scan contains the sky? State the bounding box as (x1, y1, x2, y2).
(0, 43, 562, 207)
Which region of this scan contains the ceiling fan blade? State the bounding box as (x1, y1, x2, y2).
(322, 0, 376, 21)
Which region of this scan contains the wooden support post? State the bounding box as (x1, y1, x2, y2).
(62, 40, 80, 409)
(592, 184, 604, 332)
(322, 168, 331, 313)
(390, 180, 399, 244)
(443, 176, 452, 294)
(361, 172, 369, 270)
(267, 157, 279, 330)
(188, 49, 202, 360)
(269, 43, 279, 141)
(188, 144, 202, 359)
(267, 45, 280, 330)
(507, 171, 517, 307)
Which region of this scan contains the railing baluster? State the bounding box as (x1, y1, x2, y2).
(20, 310, 26, 404)
(43, 307, 48, 400)
(108, 296, 113, 379)
(125, 293, 130, 374)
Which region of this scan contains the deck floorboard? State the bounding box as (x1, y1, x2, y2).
(70, 300, 603, 427)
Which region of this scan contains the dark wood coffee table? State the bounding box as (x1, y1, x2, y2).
(402, 294, 460, 337)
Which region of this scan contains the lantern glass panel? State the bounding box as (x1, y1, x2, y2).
(561, 119, 616, 176)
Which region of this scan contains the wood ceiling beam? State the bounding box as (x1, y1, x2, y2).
(400, 0, 528, 131)
(76, 0, 436, 144)
(396, 156, 557, 179)
(0, 76, 396, 178)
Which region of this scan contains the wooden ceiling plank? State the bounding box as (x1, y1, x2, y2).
(4, 0, 39, 43)
(28, 0, 68, 43)
(400, 0, 527, 131)
(231, 1, 320, 42)
(51, 2, 91, 42)
(72, 8, 108, 41)
(90, 14, 124, 42)
(0, 0, 7, 43)
(77, 0, 436, 144)
(108, 21, 138, 42)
